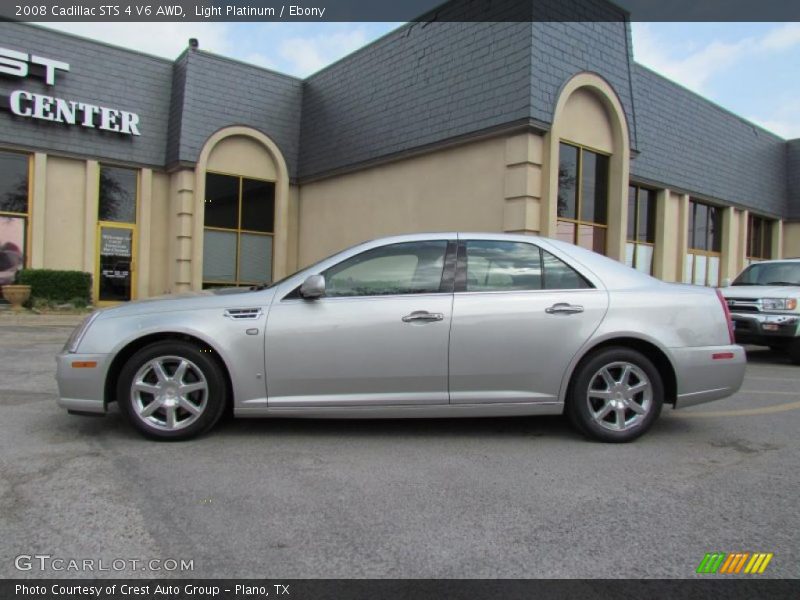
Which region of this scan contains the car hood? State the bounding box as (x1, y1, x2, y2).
(97, 287, 277, 319)
(719, 285, 800, 298)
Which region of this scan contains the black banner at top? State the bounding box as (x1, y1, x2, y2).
(2, 0, 800, 22)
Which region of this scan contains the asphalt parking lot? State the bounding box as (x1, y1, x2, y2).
(1, 318, 798, 579)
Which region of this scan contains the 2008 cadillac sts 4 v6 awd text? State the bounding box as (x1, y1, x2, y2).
(57, 233, 745, 442)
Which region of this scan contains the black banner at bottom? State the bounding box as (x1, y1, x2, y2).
(3, 579, 799, 600)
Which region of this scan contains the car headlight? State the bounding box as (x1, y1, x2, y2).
(762, 298, 797, 311)
(63, 311, 101, 353)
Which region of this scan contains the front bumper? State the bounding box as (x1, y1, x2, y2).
(671, 344, 746, 409)
(731, 311, 799, 346)
(56, 351, 109, 415)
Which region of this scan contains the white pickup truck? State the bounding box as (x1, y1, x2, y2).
(719, 259, 800, 364)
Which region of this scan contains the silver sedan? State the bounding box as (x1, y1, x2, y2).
(57, 233, 745, 442)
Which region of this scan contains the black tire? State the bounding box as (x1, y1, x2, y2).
(566, 347, 664, 443)
(117, 340, 228, 440)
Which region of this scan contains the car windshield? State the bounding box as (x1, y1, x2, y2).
(732, 262, 800, 286)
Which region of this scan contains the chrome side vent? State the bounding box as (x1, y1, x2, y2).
(224, 307, 263, 320)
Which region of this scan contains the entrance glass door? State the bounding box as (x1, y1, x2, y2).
(97, 224, 135, 303)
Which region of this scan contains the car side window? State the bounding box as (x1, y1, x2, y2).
(465, 241, 543, 291)
(324, 241, 448, 297)
(542, 249, 592, 289)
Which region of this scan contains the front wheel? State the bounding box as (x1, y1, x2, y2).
(117, 340, 228, 440)
(566, 347, 664, 443)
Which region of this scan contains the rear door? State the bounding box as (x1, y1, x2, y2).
(449, 238, 608, 404)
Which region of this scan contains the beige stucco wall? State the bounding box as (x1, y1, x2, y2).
(147, 171, 171, 296)
(558, 88, 614, 154)
(784, 222, 800, 258)
(43, 156, 86, 271)
(297, 136, 508, 266)
(206, 135, 278, 180)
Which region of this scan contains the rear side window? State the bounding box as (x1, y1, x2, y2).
(465, 241, 543, 291)
(463, 240, 592, 291)
(542, 249, 592, 289)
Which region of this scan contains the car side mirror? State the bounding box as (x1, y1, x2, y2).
(300, 274, 325, 299)
(721, 278, 731, 288)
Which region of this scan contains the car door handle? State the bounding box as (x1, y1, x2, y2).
(545, 303, 584, 315)
(402, 311, 444, 323)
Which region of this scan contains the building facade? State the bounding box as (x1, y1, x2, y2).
(0, 12, 797, 304)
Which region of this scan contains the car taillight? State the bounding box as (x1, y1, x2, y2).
(715, 288, 735, 344)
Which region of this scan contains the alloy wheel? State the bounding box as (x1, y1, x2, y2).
(130, 355, 209, 431)
(586, 361, 653, 432)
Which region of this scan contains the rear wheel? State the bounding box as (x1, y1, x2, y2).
(117, 340, 227, 440)
(566, 347, 663, 443)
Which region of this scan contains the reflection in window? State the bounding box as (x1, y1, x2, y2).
(0, 151, 29, 286)
(466, 241, 542, 291)
(463, 240, 592, 291)
(625, 185, 657, 274)
(685, 198, 722, 286)
(99, 166, 137, 223)
(556, 142, 609, 255)
(202, 172, 276, 287)
(324, 241, 447, 297)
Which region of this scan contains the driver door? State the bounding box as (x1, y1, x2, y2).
(264, 239, 456, 407)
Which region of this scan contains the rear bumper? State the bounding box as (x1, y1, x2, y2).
(671, 345, 746, 409)
(56, 352, 109, 415)
(731, 311, 799, 346)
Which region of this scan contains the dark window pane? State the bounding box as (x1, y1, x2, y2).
(625, 185, 638, 241)
(241, 178, 275, 233)
(709, 206, 721, 252)
(762, 219, 773, 259)
(0, 152, 29, 214)
(0, 216, 26, 285)
(465, 241, 542, 291)
(557, 143, 578, 219)
(580, 151, 608, 225)
(99, 166, 137, 223)
(542, 250, 592, 289)
(748, 216, 760, 257)
(205, 173, 239, 229)
(325, 241, 447, 297)
(627, 186, 637, 241)
(641, 189, 657, 243)
(691, 202, 707, 250)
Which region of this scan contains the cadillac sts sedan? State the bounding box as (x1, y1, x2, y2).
(57, 233, 745, 442)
